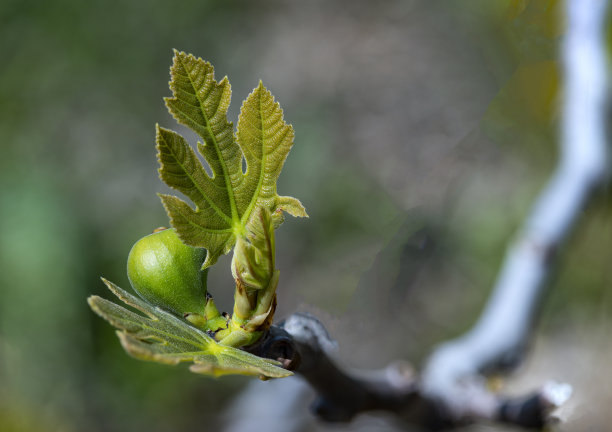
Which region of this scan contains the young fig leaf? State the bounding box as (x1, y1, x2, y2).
(88, 278, 292, 379)
(157, 50, 307, 269)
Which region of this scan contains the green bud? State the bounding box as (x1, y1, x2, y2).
(127, 228, 208, 316)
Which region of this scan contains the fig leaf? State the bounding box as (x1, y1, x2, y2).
(158, 50, 307, 269)
(88, 278, 292, 378)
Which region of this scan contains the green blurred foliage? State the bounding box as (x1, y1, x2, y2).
(1, 0, 611, 430)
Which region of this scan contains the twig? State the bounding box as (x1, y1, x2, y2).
(250, 314, 571, 429)
(229, 0, 609, 429)
(280, 314, 420, 423)
(421, 0, 609, 424)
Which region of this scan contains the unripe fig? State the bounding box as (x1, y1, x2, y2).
(127, 228, 208, 316)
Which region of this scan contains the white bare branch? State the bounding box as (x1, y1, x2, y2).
(422, 0, 609, 422)
(223, 0, 609, 429)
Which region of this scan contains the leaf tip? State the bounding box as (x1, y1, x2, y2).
(171, 49, 189, 64)
(276, 197, 308, 218)
(100, 276, 112, 289)
(87, 295, 100, 309)
(200, 249, 218, 270)
(87, 295, 108, 321)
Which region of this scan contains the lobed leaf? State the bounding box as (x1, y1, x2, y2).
(158, 51, 306, 268)
(235, 81, 307, 232)
(88, 278, 292, 378)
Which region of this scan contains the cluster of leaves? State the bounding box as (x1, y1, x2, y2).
(158, 51, 306, 269)
(89, 50, 305, 378)
(89, 279, 291, 378)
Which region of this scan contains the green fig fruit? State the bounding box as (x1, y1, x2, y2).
(127, 228, 208, 316)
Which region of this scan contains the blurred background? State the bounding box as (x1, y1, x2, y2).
(1, 0, 611, 430)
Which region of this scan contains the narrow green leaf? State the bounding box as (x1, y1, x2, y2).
(88, 278, 292, 378)
(158, 51, 306, 268)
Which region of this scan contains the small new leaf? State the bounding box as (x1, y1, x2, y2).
(232, 207, 275, 291)
(88, 278, 292, 378)
(158, 51, 306, 268)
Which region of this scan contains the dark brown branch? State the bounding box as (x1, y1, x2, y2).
(244, 313, 571, 430)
